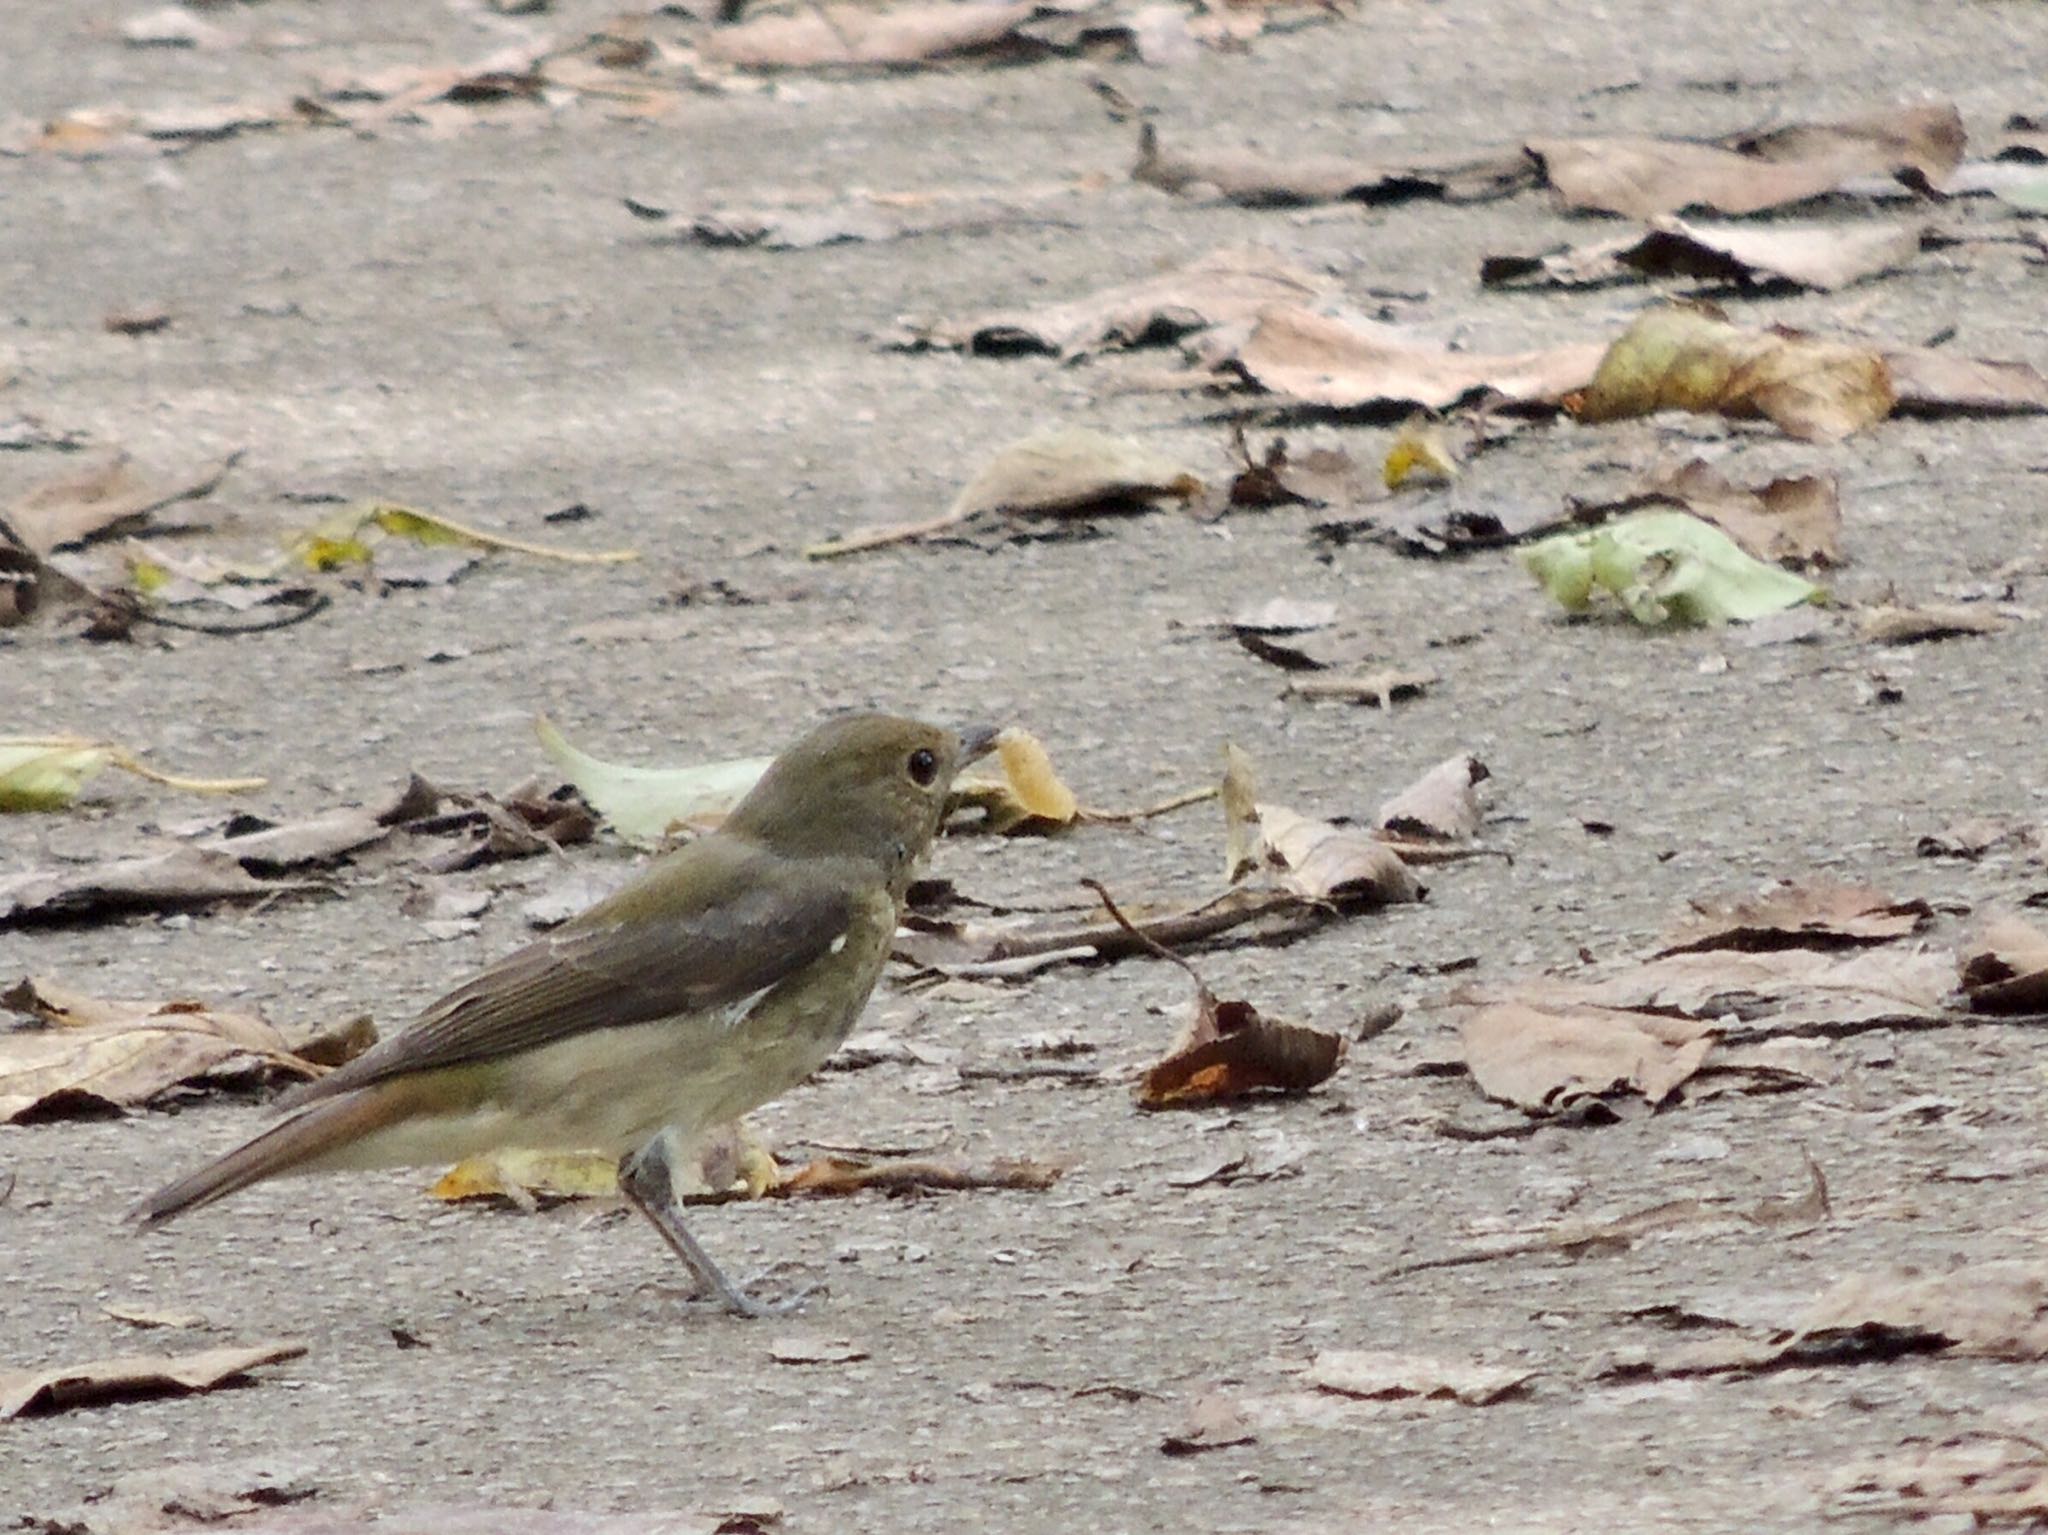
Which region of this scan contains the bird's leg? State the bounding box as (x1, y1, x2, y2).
(615, 1136, 814, 1319)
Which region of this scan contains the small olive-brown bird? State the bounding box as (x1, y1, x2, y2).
(134, 713, 993, 1317)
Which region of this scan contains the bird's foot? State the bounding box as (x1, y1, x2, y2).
(641, 1265, 822, 1318)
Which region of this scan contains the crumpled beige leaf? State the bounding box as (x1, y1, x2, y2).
(1606, 1261, 2048, 1379)
(0, 1340, 307, 1419)
(1858, 601, 2009, 644)
(0, 847, 323, 928)
(808, 428, 1203, 557)
(1833, 1428, 2048, 1522)
(1214, 305, 1605, 413)
(1305, 1350, 1535, 1405)
(1460, 1001, 1716, 1113)
(1527, 100, 1965, 219)
(0, 977, 360, 1122)
(1484, 217, 1926, 293)
(1377, 755, 1488, 842)
(701, 0, 1042, 69)
(1959, 917, 2048, 1015)
(896, 244, 1329, 357)
(1133, 122, 1532, 207)
(1570, 303, 1895, 441)
(1255, 805, 1422, 906)
(1659, 878, 1932, 954)
(2, 450, 238, 559)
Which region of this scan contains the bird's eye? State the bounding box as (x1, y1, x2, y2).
(907, 747, 939, 786)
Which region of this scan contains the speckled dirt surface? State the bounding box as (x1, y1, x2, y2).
(4, 0, 2047, 1529)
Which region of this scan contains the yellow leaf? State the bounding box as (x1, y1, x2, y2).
(428, 1148, 620, 1205)
(950, 727, 1079, 833)
(1382, 416, 1459, 490)
(0, 740, 112, 811)
(0, 736, 263, 811)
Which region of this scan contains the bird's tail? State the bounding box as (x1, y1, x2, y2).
(130, 1087, 413, 1227)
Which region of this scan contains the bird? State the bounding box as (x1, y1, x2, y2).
(133, 712, 995, 1317)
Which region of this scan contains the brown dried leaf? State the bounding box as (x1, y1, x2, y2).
(1305, 1350, 1535, 1405)
(1610, 1261, 2048, 1379)
(1376, 754, 1488, 841)
(1161, 1391, 1257, 1455)
(701, 0, 1044, 69)
(1137, 995, 1347, 1107)
(1257, 803, 1422, 905)
(1454, 943, 1952, 1044)
(0, 846, 322, 928)
(808, 428, 1202, 556)
(1283, 668, 1435, 707)
(1528, 100, 1964, 219)
(1459, 1001, 1716, 1114)
(200, 806, 393, 871)
(1486, 217, 1924, 293)
(1884, 348, 2048, 417)
(1858, 601, 2008, 644)
(0, 1339, 306, 1418)
(1638, 460, 1841, 567)
(1960, 917, 2048, 1015)
(1133, 122, 1532, 207)
(0, 977, 327, 1121)
(3, 450, 238, 558)
(769, 1155, 1064, 1196)
(1571, 303, 1895, 442)
(899, 244, 1328, 357)
(1084, 880, 1345, 1108)
(1659, 878, 1932, 954)
(1216, 305, 1605, 413)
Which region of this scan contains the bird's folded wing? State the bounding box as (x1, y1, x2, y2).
(282, 848, 857, 1106)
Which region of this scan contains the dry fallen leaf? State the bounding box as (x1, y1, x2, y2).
(1305, 1350, 1535, 1406)
(897, 244, 1329, 358)
(1213, 305, 1605, 414)
(1484, 217, 1926, 293)
(1569, 303, 1895, 441)
(1455, 943, 1952, 1044)
(2, 450, 238, 559)
(0, 977, 351, 1122)
(0, 847, 323, 929)
(1376, 754, 1489, 842)
(1858, 601, 2009, 644)
(768, 1156, 1064, 1197)
(1620, 460, 1842, 567)
(0, 1340, 306, 1418)
(951, 727, 1080, 833)
(1959, 917, 2048, 1015)
(1884, 348, 2048, 418)
(1527, 100, 1964, 219)
(1133, 121, 1532, 207)
(1283, 668, 1436, 708)
(1459, 1000, 1716, 1115)
(808, 428, 1203, 557)
(1659, 878, 1932, 954)
(1605, 1261, 2048, 1380)
(1095, 882, 1348, 1109)
(702, 0, 1045, 68)
(0, 735, 264, 812)
(1256, 804, 1422, 905)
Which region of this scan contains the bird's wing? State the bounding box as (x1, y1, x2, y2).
(282, 842, 857, 1106)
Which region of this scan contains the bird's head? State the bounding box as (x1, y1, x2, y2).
(723, 713, 997, 879)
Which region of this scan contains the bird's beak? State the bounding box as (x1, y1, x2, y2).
(957, 723, 1001, 763)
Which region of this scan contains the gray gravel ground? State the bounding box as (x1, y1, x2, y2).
(4, 0, 2048, 1529)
